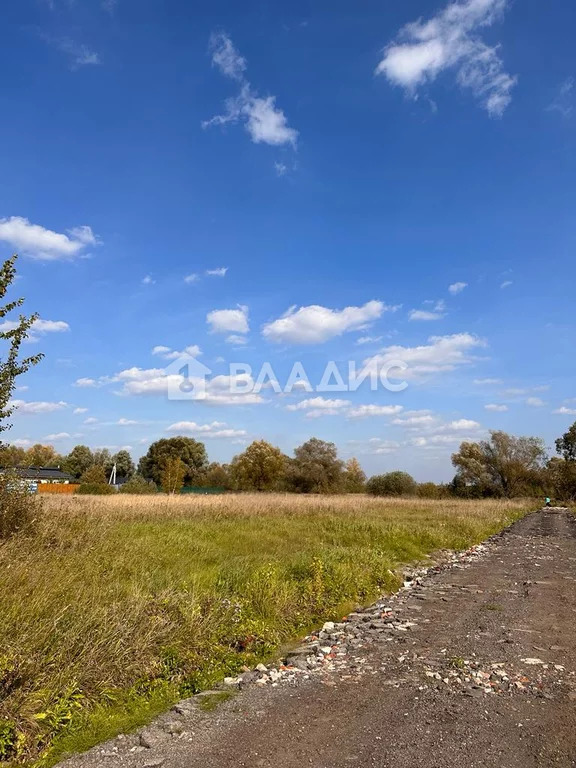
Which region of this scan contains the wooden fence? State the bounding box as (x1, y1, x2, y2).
(37, 484, 80, 495)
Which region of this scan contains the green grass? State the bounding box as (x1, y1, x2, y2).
(0, 493, 532, 765)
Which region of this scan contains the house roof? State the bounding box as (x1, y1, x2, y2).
(0, 466, 77, 482)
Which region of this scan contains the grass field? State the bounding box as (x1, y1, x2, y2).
(0, 493, 533, 765)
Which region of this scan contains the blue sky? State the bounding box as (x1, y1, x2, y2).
(1, 0, 574, 480)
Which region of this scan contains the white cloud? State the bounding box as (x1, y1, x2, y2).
(362, 332, 485, 380)
(526, 397, 545, 407)
(167, 421, 247, 439)
(286, 397, 350, 418)
(347, 404, 404, 419)
(209, 32, 246, 81)
(485, 403, 508, 412)
(348, 437, 401, 456)
(184, 273, 199, 284)
(141, 275, 155, 285)
(117, 418, 139, 426)
(392, 413, 436, 427)
(204, 33, 298, 147)
(376, 0, 515, 116)
(409, 309, 444, 322)
(74, 378, 99, 388)
(547, 77, 574, 118)
(9, 399, 68, 414)
(206, 267, 228, 277)
(356, 335, 383, 345)
(553, 407, 576, 416)
(41, 34, 101, 69)
(112, 366, 264, 406)
(263, 300, 395, 344)
(207, 306, 249, 334)
(474, 378, 501, 385)
(0, 217, 99, 261)
(275, 162, 288, 177)
(0, 317, 70, 343)
(449, 282, 468, 295)
(84, 417, 99, 424)
(152, 344, 202, 360)
(43, 432, 72, 441)
(226, 334, 248, 346)
(500, 280, 513, 289)
(73, 407, 88, 414)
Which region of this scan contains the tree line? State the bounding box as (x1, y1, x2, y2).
(3, 422, 576, 499)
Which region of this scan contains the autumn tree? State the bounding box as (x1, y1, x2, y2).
(0, 444, 26, 467)
(80, 464, 108, 485)
(0, 255, 44, 435)
(288, 437, 344, 494)
(161, 457, 186, 494)
(342, 457, 366, 493)
(230, 440, 286, 491)
(27, 444, 62, 467)
(138, 437, 208, 485)
(451, 430, 546, 498)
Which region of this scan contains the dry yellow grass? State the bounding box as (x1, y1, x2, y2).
(0, 493, 532, 765)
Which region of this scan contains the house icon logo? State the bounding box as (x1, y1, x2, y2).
(164, 354, 213, 401)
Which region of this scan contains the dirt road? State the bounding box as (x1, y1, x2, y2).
(64, 508, 576, 768)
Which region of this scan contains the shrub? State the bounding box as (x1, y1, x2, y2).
(0, 471, 41, 540)
(76, 483, 117, 495)
(366, 471, 417, 497)
(119, 476, 158, 494)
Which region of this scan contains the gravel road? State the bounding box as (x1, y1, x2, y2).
(61, 508, 576, 768)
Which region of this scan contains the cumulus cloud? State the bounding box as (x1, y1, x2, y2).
(207, 306, 249, 335)
(362, 332, 485, 380)
(485, 403, 508, 412)
(376, 0, 516, 116)
(449, 281, 468, 295)
(206, 267, 228, 277)
(152, 344, 202, 360)
(111, 366, 264, 406)
(73, 407, 88, 415)
(9, 399, 68, 414)
(74, 377, 101, 388)
(286, 397, 351, 418)
(203, 33, 298, 147)
(0, 217, 99, 261)
(43, 432, 72, 441)
(166, 421, 247, 439)
(553, 407, 576, 416)
(262, 300, 395, 344)
(184, 273, 199, 284)
(500, 280, 513, 289)
(347, 404, 404, 419)
(526, 397, 545, 407)
(0, 317, 70, 343)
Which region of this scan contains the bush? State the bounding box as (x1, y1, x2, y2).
(119, 476, 158, 494)
(76, 483, 117, 495)
(366, 471, 417, 497)
(0, 471, 41, 540)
